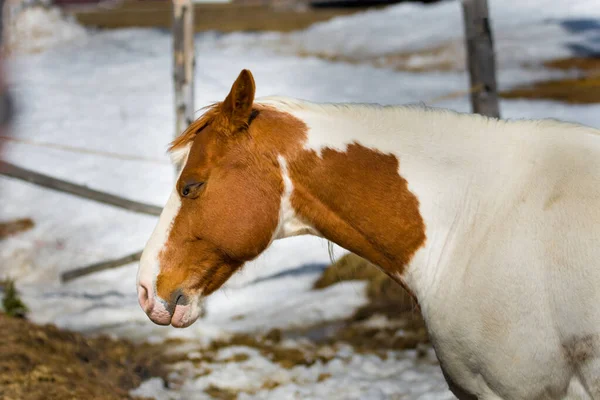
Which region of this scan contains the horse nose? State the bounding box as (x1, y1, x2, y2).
(137, 281, 172, 326)
(137, 281, 154, 313)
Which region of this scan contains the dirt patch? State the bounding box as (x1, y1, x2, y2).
(204, 384, 239, 400)
(72, 1, 360, 33)
(501, 57, 600, 104)
(339, 311, 429, 357)
(501, 75, 600, 104)
(0, 218, 34, 240)
(544, 57, 600, 72)
(164, 312, 428, 380)
(165, 331, 334, 370)
(0, 313, 168, 400)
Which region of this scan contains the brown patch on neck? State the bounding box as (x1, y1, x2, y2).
(288, 143, 426, 278)
(248, 107, 426, 285)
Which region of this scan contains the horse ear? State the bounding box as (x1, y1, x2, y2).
(222, 69, 255, 131)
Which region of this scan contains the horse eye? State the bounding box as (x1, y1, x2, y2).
(181, 181, 204, 198)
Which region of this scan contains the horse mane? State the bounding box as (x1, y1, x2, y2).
(168, 95, 593, 167)
(168, 102, 221, 163)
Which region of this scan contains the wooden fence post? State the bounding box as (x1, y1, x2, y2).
(172, 0, 195, 140)
(461, 0, 500, 118)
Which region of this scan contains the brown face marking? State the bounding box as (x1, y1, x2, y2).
(156, 69, 426, 304)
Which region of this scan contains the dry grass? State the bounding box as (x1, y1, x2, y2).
(313, 252, 417, 315)
(374, 43, 461, 72)
(72, 1, 359, 33)
(0, 313, 168, 400)
(204, 385, 239, 400)
(310, 253, 427, 358)
(165, 310, 429, 390)
(0, 218, 34, 240)
(544, 57, 600, 72)
(297, 42, 461, 73)
(298, 48, 600, 104)
(501, 57, 600, 104)
(183, 331, 335, 369)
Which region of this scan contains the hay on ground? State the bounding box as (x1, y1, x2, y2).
(313, 252, 416, 315)
(501, 57, 600, 104)
(0, 313, 168, 400)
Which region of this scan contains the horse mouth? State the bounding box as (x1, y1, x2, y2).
(169, 303, 194, 328)
(169, 294, 204, 328)
(143, 291, 203, 328)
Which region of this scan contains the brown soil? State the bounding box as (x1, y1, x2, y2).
(500, 57, 600, 104)
(204, 385, 239, 400)
(0, 313, 168, 400)
(544, 57, 600, 72)
(0, 218, 34, 240)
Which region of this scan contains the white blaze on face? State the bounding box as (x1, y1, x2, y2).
(137, 188, 182, 291)
(138, 143, 191, 293)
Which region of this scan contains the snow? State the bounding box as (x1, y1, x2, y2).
(1, 0, 600, 398)
(132, 346, 453, 400)
(3, 5, 87, 55)
(201, 0, 600, 70)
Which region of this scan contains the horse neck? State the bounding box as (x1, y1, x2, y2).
(277, 100, 531, 299)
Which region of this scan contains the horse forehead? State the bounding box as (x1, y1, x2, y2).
(187, 130, 224, 164)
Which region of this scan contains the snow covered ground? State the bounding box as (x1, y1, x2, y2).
(3, 3, 87, 55)
(133, 345, 452, 400)
(1, 0, 600, 398)
(202, 0, 600, 72)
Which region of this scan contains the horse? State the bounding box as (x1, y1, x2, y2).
(136, 69, 600, 399)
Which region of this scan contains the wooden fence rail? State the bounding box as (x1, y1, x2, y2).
(0, 161, 161, 282)
(60, 250, 143, 283)
(0, 161, 162, 216)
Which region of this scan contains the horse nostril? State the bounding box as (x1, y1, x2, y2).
(138, 281, 153, 312)
(174, 291, 189, 307)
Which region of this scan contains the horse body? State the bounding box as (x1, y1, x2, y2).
(137, 70, 600, 399)
(264, 98, 600, 399)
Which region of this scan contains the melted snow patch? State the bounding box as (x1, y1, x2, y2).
(132, 345, 454, 400)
